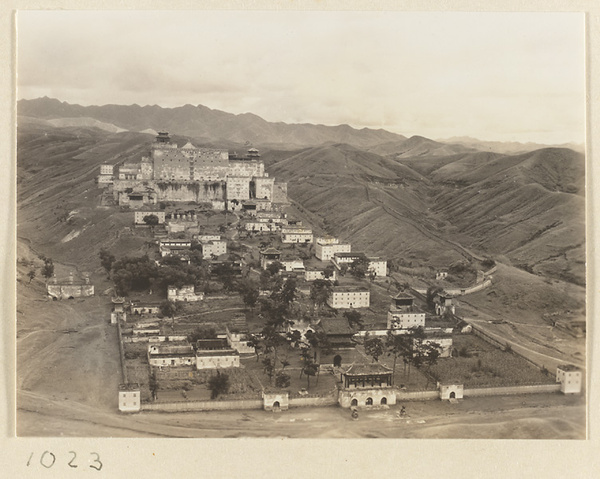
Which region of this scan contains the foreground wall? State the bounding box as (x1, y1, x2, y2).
(142, 398, 263, 412)
(463, 384, 561, 397)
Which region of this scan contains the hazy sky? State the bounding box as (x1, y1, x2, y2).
(17, 10, 585, 144)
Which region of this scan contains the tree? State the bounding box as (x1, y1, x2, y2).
(343, 310, 363, 330)
(260, 324, 288, 384)
(266, 261, 282, 276)
(187, 325, 217, 343)
(208, 371, 230, 399)
(350, 256, 370, 278)
(160, 300, 179, 329)
(41, 258, 54, 280)
(385, 330, 412, 381)
(309, 279, 332, 312)
(339, 264, 348, 276)
(275, 371, 291, 388)
(322, 264, 335, 280)
(287, 329, 303, 348)
(426, 285, 444, 312)
(276, 278, 297, 311)
(99, 249, 116, 274)
(247, 333, 263, 362)
(239, 280, 260, 315)
(149, 372, 159, 401)
(299, 347, 318, 390)
(212, 261, 236, 291)
(143, 214, 159, 226)
(364, 334, 385, 362)
(111, 255, 158, 295)
(27, 268, 36, 283)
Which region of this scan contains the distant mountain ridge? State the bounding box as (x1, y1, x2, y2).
(438, 136, 585, 155)
(18, 97, 406, 149)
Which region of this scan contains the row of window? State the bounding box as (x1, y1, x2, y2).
(350, 397, 387, 406)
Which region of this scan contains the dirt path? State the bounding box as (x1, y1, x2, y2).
(17, 389, 585, 439)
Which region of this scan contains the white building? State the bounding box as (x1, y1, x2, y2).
(159, 239, 192, 257)
(367, 258, 387, 277)
(434, 292, 456, 316)
(226, 326, 255, 355)
(195, 339, 241, 369)
(97, 164, 114, 186)
(197, 234, 221, 242)
(134, 211, 166, 225)
(556, 364, 583, 394)
(110, 297, 126, 324)
(305, 267, 337, 282)
(281, 227, 313, 244)
(244, 221, 279, 233)
(416, 336, 453, 358)
(280, 260, 305, 273)
(315, 237, 352, 261)
(167, 285, 204, 302)
(332, 252, 365, 265)
(201, 240, 227, 259)
(118, 383, 141, 412)
(148, 344, 195, 367)
(260, 247, 282, 269)
(387, 293, 426, 330)
(327, 287, 370, 309)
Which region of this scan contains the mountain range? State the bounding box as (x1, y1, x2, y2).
(17, 97, 586, 286)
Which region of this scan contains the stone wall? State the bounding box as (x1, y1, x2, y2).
(47, 284, 94, 299)
(395, 389, 439, 401)
(289, 390, 339, 408)
(141, 398, 263, 412)
(463, 384, 561, 397)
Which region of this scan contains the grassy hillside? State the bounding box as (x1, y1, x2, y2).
(428, 148, 585, 284)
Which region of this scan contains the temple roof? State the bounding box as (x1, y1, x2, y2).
(345, 363, 392, 376)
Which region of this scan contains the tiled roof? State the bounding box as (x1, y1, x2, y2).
(345, 363, 392, 376)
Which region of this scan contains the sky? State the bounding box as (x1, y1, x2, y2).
(17, 10, 585, 144)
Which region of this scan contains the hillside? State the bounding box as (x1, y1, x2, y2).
(266, 142, 585, 286)
(18, 97, 406, 149)
(428, 148, 585, 284)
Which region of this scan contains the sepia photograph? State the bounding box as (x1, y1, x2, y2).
(14, 8, 587, 442)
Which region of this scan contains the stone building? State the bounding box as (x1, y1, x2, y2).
(167, 285, 204, 302)
(260, 247, 282, 269)
(226, 325, 255, 355)
(148, 344, 195, 367)
(305, 267, 337, 282)
(47, 273, 94, 300)
(327, 286, 370, 309)
(200, 240, 227, 259)
(159, 239, 192, 257)
(281, 227, 313, 244)
(134, 210, 166, 225)
(112, 132, 285, 209)
(280, 260, 306, 273)
(195, 339, 240, 369)
(387, 292, 426, 330)
(110, 297, 126, 324)
(556, 364, 583, 394)
(118, 383, 141, 413)
(97, 163, 114, 186)
(338, 363, 397, 408)
(433, 292, 456, 316)
(367, 257, 387, 277)
(417, 335, 453, 358)
(439, 382, 464, 400)
(314, 236, 352, 261)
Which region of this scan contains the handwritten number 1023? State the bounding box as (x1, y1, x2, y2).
(26, 451, 102, 471)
